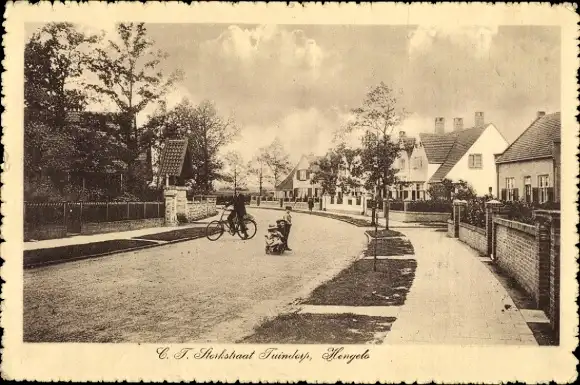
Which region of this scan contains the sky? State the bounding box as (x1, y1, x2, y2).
(26, 23, 561, 167)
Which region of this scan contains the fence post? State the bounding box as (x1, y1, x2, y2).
(126, 202, 130, 220)
(144, 202, 147, 219)
(452, 199, 467, 238)
(157, 202, 160, 218)
(79, 201, 84, 232)
(485, 200, 502, 259)
(63, 202, 67, 230)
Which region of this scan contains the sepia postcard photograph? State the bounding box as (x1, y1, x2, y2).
(1, 2, 579, 383)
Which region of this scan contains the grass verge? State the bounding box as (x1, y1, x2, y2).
(24, 239, 158, 268)
(364, 238, 415, 256)
(302, 259, 417, 307)
(239, 313, 396, 344)
(134, 226, 215, 242)
(365, 229, 404, 238)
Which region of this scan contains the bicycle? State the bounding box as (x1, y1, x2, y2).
(205, 206, 257, 241)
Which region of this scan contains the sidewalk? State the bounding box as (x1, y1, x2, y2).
(384, 227, 537, 345)
(249, 203, 439, 228)
(24, 214, 219, 251)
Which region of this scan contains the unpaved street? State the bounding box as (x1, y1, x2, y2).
(24, 209, 366, 343)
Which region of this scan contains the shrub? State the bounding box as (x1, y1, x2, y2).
(461, 197, 486, 228)
(406, 200, 452, 213)
(176, 213, 188, 224)
(389, 200, 404, 211)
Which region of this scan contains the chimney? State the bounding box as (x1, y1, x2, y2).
(434, 117, 445, 134)
(474, 111, 484, 127)
(453, 118, 464, 132)
(537, 111, 546, 119)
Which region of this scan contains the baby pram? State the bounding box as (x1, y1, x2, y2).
(264, 220, 288, 255)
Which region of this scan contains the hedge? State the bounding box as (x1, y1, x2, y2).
(406, 200, 452, 213)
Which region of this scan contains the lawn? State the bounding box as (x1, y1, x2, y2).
(239, 313, 396, 344)
(364, 238, 415, 256)
(24, 239, 158, 268)
(365, 229, 404, 238)
(133, 226, 214, 242)
(302, 259, 417, 307)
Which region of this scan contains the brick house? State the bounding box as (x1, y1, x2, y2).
(495, 111, 561, 203)
(404, 112, 509, 198)
(391, 131, 419, 199)
(275, 154, 323, 199)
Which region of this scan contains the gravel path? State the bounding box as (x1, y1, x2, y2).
(24, 209, 366, 343)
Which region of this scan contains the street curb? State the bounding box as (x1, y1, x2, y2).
(24, 233, 212, 270)
(250, 205, 385, 228)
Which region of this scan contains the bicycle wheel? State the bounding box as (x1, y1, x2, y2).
(206, 220, 225, 241)
(237, 219, 257, 240)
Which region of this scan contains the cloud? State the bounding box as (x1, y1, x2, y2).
(408, 25, 499, 58)
(222, 106, 352, 165)
(204, 25, 325, 76)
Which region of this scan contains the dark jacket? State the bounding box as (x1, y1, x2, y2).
(228, 194, 247, 216)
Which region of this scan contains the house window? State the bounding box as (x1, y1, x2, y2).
(505, 177, 516, 201)
(400, 158, 406, 170)
(468, 154, 482, 169)
(413, 157, 423, 169)
(538, 175, 550, 203)
(524, 176, 532, 203)
(298, 170, 307, 181)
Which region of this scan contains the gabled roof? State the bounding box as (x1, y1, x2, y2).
(399, 136, 417, 156)
(418, 132, 457, 163)
(428, 126, 487, 183)
(495, 112, 561, 164)
(158, 139, 189, 176)
(275, 154, 322, 191)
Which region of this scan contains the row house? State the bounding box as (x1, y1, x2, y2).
(495, 111, 560, 204)
(392, 112, 509, 199)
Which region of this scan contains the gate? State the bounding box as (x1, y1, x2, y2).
(66, 202, 82, 234)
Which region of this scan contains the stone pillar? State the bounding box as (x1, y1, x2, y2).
(485, 199, 502, 259)
(175, 186, 188, 219)
(163, 187, 178, 226)
(535, 209, 560, 341)
(452, 199, 467, 238)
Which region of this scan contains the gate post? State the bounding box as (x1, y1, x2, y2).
(485, 199, 502, 259)
(452, 199, 467, 238)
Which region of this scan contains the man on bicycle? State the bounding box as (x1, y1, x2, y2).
(225, 191, 248, 237)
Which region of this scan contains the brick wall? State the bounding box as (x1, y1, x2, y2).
(458, 223, 487, 255)
(24, 224, 67, 241)
(494, 218, 540, 305)
(81, 218, 164, 235)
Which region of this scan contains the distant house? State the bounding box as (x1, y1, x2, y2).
(275, 154, 323, 199)
(402, 112, 509, 199)
(392, 131, 418, 199)
(495, 111, 560, 203)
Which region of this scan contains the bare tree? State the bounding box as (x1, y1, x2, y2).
(222, 151, 247, 193)
(261, 137, 292, 188)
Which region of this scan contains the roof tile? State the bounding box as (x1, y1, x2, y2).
(495, 112, 560, 163)
(158, 139, 189, 176)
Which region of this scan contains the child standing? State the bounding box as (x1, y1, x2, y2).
(283, 207, 293, 251)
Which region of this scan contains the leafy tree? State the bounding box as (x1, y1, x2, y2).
(311, 149, 343, 195)
(334, 143, 364, 195)
(24, 22, 98, 126)
(261, 138, 292, 188)
(24, 23, 100, 200)
(346, 82, 406, 198)
(86, 22, 182, 193)
(144, 98, 238, 193)
(427, 178, 476, 201)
